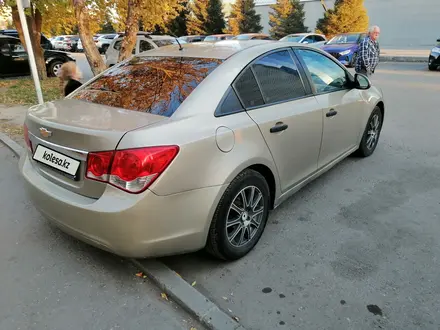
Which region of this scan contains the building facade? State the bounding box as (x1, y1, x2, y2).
(250, 0, 439, 49)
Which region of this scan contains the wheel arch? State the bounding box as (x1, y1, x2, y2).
(376, 100, 385, 122)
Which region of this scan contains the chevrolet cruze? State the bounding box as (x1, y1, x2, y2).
(19, 40, 385, 260)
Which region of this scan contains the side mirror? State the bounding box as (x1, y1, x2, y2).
(354, 73, 371, 90)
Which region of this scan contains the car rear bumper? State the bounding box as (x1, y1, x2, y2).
(19, 152, 226, 258)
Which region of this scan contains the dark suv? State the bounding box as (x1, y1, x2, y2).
(0, 29, 53, 50)
(429, 38, 440, 71)
(0, 35, 75, 77)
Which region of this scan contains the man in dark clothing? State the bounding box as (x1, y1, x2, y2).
(355, 26, 381, 76)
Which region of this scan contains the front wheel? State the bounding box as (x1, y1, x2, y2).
(354, 106, 383, 157)
(428, 64, 437, 71)
(206, 169, 270, 261)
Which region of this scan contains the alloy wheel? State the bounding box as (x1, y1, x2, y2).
(366, 113, 381, 150)
(226, 186, 265, 247)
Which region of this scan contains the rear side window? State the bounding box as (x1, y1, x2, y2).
(252, 50, 306, 104)
(72, 56, 223, 117)
(233, 67, 264, 108)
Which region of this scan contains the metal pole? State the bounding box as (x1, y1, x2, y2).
(16, 0, 44, 104)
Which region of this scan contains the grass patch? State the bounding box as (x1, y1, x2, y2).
(0, 78, 62, 106)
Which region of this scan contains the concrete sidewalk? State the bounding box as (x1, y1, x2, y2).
(380, 49, 429, 63)
(0, 105, 28, 148)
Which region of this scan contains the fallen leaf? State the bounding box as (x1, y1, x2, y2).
(135, 272, 143, 277)
(143, 275, 147, 279)
(176, 272, 182, 277)
(191, 281, 197, 287)
(161, 293, 169, 301)
(222, 296, 228, 300)
(234, 316, 240, 322)
(190, 327, 197, 330)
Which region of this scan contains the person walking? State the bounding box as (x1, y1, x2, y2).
(58, 61, 83, 96)
(355, 25, 381, 76)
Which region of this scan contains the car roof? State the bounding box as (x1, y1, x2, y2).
(136, 39, 279, 60)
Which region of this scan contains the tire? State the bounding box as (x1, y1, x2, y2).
(47, 60, 64, 77)
(354, 106, 383, 157)
(206, 169, 270, 261)
(428, 64, 437, 71)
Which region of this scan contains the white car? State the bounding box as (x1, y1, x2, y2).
(105, 34, 186, 66)
(95, 34, 119, 54)
(279, 33, 327, 47)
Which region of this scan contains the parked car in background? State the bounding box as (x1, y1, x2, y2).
(428, 37, 440, 71)
(320, 32, 367, 67)
(105, 33, 186, 66)
(0, 35, 75, 77)
(233, 33, 273, 40)
(95, 34, 119, 53)
(0, 29, 53, 50)
(203, 34, 235, 42)
(279, 33, 327, 46)
(178, 35, 206, 43)
(20, 40, 384, 261)
(62, 35, 80, 52)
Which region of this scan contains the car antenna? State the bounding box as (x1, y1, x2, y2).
(169, 33, 183, 51)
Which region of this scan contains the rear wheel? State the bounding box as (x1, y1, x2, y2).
(354, 106, 383, 157)
(47, 60, 63, 77)
(206, 169, 270, 260)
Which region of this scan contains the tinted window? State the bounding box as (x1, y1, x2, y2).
(315, 35, 326, 41)
(114, 40, 136, 54)
(297, 49, 348, 94)
(252, 50, 306, 104)
(72, 56, 223, 117)
(216, 88, 243, 116)
(303, 36, 314, 43)
(139, 40, 154, 52)
(153, 39, 174, 47)
(233, 67, 264, 108)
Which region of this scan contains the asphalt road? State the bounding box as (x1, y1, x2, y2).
(158, 62, 440, 330)
(0, 146, 203, 329)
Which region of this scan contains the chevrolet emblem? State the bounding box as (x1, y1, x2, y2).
(39, 127, 52, 138)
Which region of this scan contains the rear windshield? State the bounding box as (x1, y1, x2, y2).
(72, 56, 223, 117)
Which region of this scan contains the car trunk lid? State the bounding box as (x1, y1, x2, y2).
(25, 99, 165, 199)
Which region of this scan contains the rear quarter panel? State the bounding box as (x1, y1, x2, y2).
(117, 112, 279, 197)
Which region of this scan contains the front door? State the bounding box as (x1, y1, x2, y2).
(296, 48, 363, 168)
(7, 38, 30, 75)
(233, 49, 323, 193)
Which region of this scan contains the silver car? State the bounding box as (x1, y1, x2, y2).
(19, 40, 385, 260)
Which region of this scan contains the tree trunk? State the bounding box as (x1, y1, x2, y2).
(73, 0, 107, 76)
(10, 6, 47, 80)
(118, 0, 142, 63)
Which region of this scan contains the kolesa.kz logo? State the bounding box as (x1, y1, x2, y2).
(43, 150, 71, 170)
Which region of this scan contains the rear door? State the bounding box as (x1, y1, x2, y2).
(295, 48, 364, 168)
(233, 49, 323, 193)
(6, 37, 30, 75)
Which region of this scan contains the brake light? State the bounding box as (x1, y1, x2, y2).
(23, 124, 33, 152)
(86, 146, 179, 193)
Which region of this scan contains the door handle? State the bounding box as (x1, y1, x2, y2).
(326, 109, 338, 117)
(270, 122, 288, 133)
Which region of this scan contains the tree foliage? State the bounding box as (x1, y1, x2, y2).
(206, 0, 225, 34)
(167, 1, 189, 36)
(186, 0, 208, 35)
(228, 0, 262, 35)
(316, 0, 368, 39)
(269, 0, 308, 39)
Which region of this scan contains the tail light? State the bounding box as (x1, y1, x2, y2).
(23, 124, 33, 152)
(86, 146, 179, 194)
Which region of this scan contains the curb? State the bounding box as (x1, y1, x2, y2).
(131, 259, 246, 330)
(380, 55, 427, 63)
(0, 131, 24, 157)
